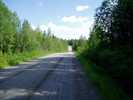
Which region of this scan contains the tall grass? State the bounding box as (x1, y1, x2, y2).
(76, 53, 131, 100)
(0, 50, 53, 69)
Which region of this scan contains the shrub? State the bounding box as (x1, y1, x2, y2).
(0, 54, 8, 68)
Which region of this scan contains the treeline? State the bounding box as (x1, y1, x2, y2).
(0, 0, 67, 67)
(76, 0, 133, 99)
(67, 36, 88, 51)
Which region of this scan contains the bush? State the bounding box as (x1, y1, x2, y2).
(0, 54, 8, 68)
(80, 46, 133, 96)
(0, 50, 53, 68)
(7, 54, 21, 65)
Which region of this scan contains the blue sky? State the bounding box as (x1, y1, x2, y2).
(4, 0, 103, 39)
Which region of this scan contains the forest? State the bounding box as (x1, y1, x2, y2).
(0, 0, 67, 68)
(76, 0, 133, 100)
(1, 0, 133, 99)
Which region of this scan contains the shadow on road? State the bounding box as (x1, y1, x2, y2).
(0, 53, 101, 100)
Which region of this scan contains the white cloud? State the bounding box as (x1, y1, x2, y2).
(31, 25, 36, 30)
(39, 25, 47, 31)
(31, 19, 94, 40)
(76, 5, 89, 12)
(32, 17, 93, 39)
(62, 16, 88, 23)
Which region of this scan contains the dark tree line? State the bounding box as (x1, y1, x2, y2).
(0, 0, 67, 54)
(77, 0, 133, 97)
(95, 0, 133, 47)
(67, 36, 87, 51)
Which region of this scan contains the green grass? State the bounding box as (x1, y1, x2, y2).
(76, 54, 131, 100)
(0, 50, 55, 69)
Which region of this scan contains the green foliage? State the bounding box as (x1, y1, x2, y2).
(111, 0, 133, 45)
(67, 36, 88, 51)
(0, 0, 68, 68)
(77, 53, 131, 100)
(0, 53, 8, 68)
(0, 50, 53, 68)
(0, 0, 18, 53)
(76, 0, 133, 99)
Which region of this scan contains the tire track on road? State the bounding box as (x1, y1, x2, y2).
(26, 57, 63, 100)
(0, 57, 60, 85)
(0, 57, 63, 100)
(0, 63, 41, 85)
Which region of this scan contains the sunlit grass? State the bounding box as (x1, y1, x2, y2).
(0, 50, 54, 69)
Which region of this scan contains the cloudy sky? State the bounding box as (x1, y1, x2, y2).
(4, 0, 103, 39)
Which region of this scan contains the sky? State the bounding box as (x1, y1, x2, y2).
(4, 0, 103, 39)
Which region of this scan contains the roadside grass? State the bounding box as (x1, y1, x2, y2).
(76, 54, 131, 100)
(0, 50, 54, 69)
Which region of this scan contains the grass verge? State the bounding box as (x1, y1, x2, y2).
(76, 54, 131, 100)
(0, 50, 56, 69)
